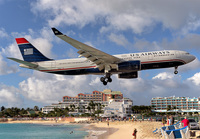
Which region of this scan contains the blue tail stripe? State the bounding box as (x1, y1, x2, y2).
(18, 43, 52, 62)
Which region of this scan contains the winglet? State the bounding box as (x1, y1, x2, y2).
(52, 28, 63, 35)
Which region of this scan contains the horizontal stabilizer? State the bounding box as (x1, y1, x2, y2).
(7, 57, 38, 68)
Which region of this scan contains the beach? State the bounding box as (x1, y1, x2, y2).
(85, 121, 162, 139)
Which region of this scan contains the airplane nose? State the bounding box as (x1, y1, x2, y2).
(189, 55, 196, 62)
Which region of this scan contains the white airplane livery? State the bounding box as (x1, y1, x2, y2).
(8, 28, 196, 85)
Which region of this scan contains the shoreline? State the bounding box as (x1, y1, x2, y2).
(1, 120, 162, 139)
(85, 121, 162, 139)
(84, 124, 118, 139)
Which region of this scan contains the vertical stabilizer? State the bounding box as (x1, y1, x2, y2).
(15, 38, 52, 62)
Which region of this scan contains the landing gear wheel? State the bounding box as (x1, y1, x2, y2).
(103, 81, 107, 85)
(107, 77, 112, 82)
(100, 77, 105, 82)
(174, 71, 178, 74)
(100, 74, 112, 85)
(174, 66, 178, 74)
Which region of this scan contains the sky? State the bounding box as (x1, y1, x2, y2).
(1, 0, 200, 108)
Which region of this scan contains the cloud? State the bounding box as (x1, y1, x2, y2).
(0, 84, 23, 107)
(187, 72, 200, 86)
(0, 28, 8, 38)
(18, 71, 99, 104)
(133, 38, 161, 51)
(131, 33, 200, 51)
(181, 14, 200, 35)
(152, 72, 175, 80)
(0, 52, 18, 75)
(31, 0, 200, 34)
(179, 58, 200, 72)
(7, 68, 199, 106)
(108, 33, 130, 48)
(66, 48, 78, 58)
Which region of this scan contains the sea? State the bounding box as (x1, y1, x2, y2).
(0, 123, 89, 139)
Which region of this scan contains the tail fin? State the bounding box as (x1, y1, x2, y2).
(15, 38, 52, 62)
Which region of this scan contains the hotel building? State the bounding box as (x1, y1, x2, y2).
(62, 89, 123, 102)
(42, 89, 133, 117)
(151, 96, 200, 112)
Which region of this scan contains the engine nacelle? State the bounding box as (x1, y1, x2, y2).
(118, 72, 138, 79)
(118, 60, 141, 72)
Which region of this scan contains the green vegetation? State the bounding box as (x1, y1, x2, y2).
(0, 106, 34, 118)
(132, 105, 152, 114)
(0, 101, 104, 118)
(1, 104, 199, 118)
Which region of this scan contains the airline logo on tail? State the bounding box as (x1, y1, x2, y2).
(24, 48, 33, 55)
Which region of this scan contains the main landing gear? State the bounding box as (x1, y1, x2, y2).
(100, 73, 112, 85)
(174, 66, 178, 74)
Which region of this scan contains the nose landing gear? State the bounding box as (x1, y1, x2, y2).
(100, 73, 112, 85)
(174, 66, 178, 74)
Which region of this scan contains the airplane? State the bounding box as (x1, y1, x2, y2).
(8, 28, 196, 85)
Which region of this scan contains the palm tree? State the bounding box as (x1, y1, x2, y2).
(167, 105, 172, 111)
(86, 106, 91, 114)
(63, 107, 69, 116)
(34, 106, 39, 111)
(1, 106, 5, 112)
(89, 101, 95, 113)
(77, 107, 80, 113)
(70, 105, 74, 112)
(82, 105, 85, 113)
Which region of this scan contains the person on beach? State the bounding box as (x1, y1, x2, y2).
(166, 115, 171, 126)
(168, 116, 171, 125)
(162, 117, 166, 126)
(106, 118, 109, 127)
(170, 116, 174, 125)
(181, 117, 189, 128)
(132, 128, 137, 139)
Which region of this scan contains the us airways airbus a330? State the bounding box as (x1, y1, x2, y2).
(8, 28, 196, 85)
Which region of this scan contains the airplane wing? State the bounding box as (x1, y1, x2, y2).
(52, 28, 122, 71)
(7, 57, 38, 68)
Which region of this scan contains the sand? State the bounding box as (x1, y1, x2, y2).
(86, 121, 162, 139)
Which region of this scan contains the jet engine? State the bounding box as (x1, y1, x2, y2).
(118, 60, 141, 72)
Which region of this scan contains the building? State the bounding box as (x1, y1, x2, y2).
(151, 96, 200, 113)
(42, 89, 133, 117)
(62, 89, 123, 102)
(42, 100, 109, 114)
(102, 98, 133, 118)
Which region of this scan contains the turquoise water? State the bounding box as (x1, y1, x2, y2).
(0, 123, 88, 139)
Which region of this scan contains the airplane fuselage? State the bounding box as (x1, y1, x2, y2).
(20, 50, 195, 76)
(10, 28, 195, 85)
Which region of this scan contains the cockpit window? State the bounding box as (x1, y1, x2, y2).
(185, 53, 190, 55)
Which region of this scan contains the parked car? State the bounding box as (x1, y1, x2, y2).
(188, 119, 199, 130)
